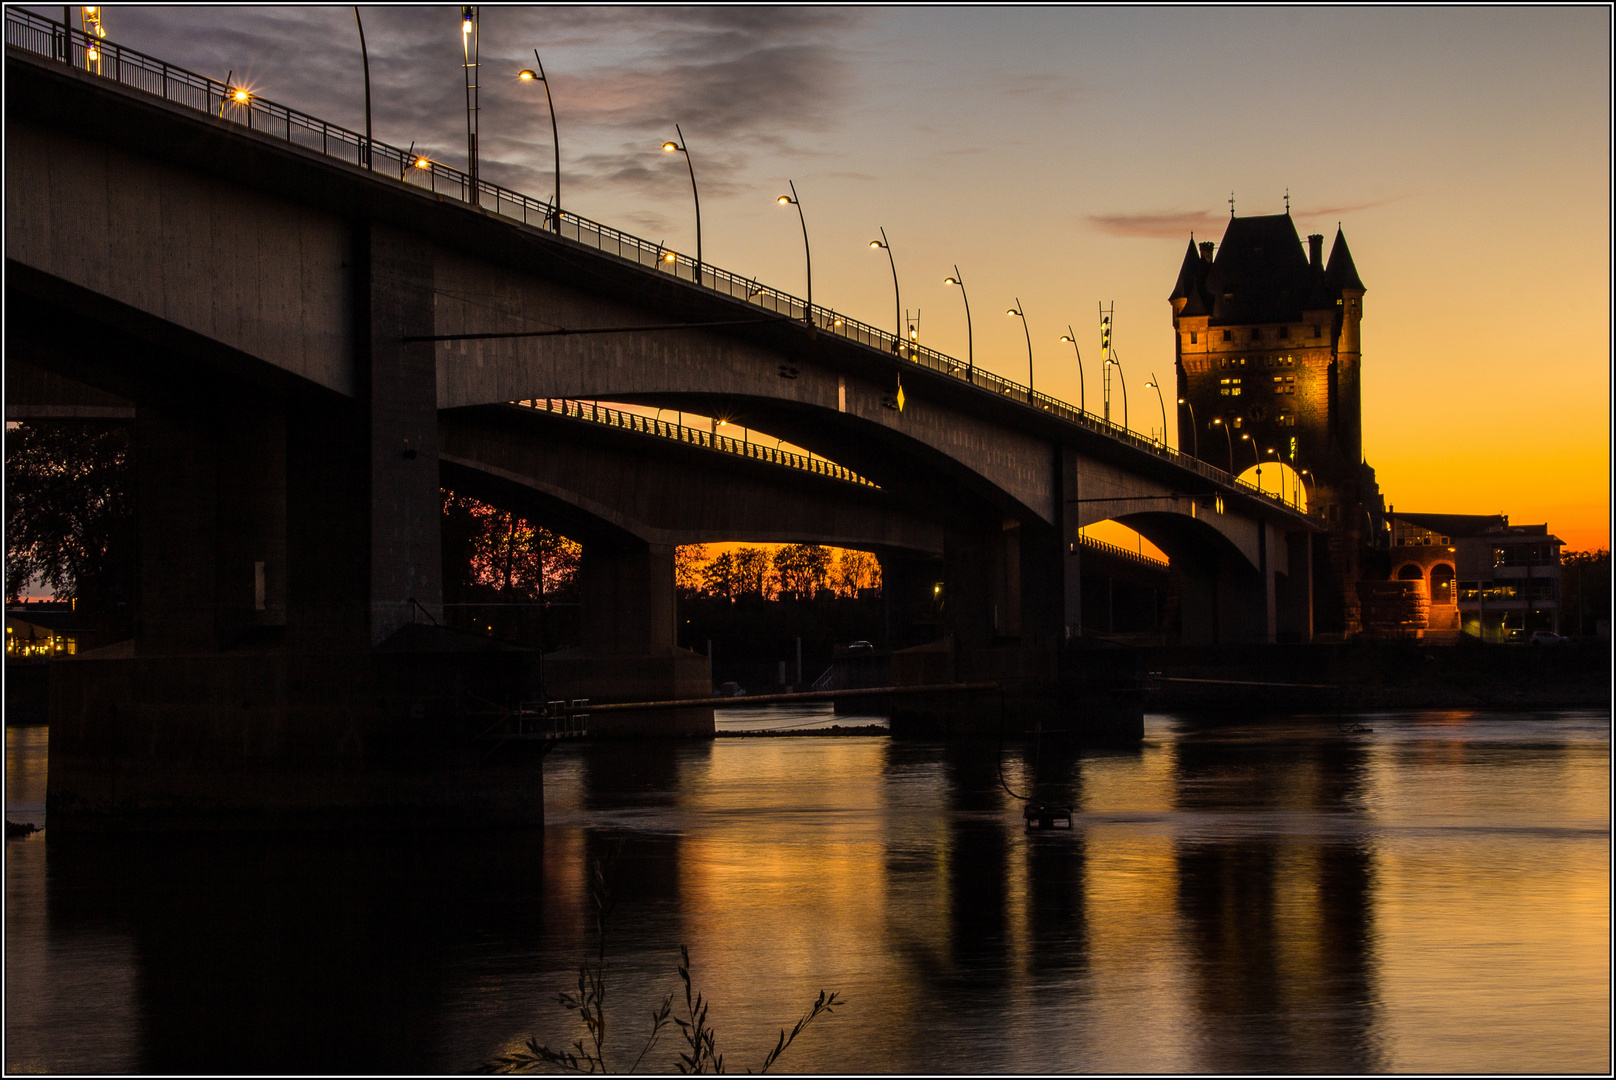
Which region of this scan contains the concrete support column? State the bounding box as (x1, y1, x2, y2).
(285, 396, 370, 653)
(361, 223, 442, 644)
(1059, 446, 1083, 640)
(1276, 531, 1314, 642)
(133, 404, 218, 654)
(578, 543, 677, 649)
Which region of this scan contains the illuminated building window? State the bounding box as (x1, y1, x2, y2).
(1275, 412, 1295, 427)
(1273, 375, 1295, 394)
(1219, 377, 1242, 397)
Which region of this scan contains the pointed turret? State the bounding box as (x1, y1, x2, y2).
(1324, 227, 1365, 293)
(1169, 237, 1202, 307)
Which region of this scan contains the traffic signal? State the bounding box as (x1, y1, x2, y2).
(1100, 315, 1112, 353)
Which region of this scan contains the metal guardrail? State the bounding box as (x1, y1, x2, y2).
(1076, 534, 1171, 570)
(516, 398, 876, 487)
(9, 8, 1314, 525)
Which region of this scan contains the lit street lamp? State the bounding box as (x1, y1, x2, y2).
(1058, 326, 1085, 413)
(1007, 300, 1033, 394)
(517, 51, 561, 230)
(662, 126, 701, 281)
(1241, 432, 1260, 490)
(944, 267, 973, 381)
(1211, 417, 1234, 473)
(461, 6, 479, 194)
(1177, 397, 1197, 458)
(1143, 374, 1167, 448)
(869, 229, 901, 352)
(777, 182, 812, 324)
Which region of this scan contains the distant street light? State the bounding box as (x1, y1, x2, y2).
(662, 125, 701, 281)
(517, 51, 561, 231)
(869, 229, 902, 352)
(1177, 397, 1197, 458)
(1241, 432, 1260, 489)
(777, 181, 812, 323)
(1058, 327, 1086, 414)
(1143, 374, 1167, 448)
(1007, 300, 1034, 394)
(1105, 353, 1129, 432)
(943, 267, 972, 381)
(1212, 417, 1234, 473)
(352, 8, 374, 170)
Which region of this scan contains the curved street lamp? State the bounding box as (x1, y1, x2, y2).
(354, 7, 372, 170)
(1059, 327, 1086, 414)
(944, 267, 972, 381)
(777, 181, 812, 324)
(1242, 433, 1260, 491)
(869, 229, 901, 352)
(517, 51, 561, 230)
(1106, 353, 1129, 432)
(1143, 374, 1168, 448)
(1211, 417, 1235, 473)
(1177, 397, 1197, 458)
(1007, 300, 1033, 395)
(662, 125, 701, 281)
(461, 7, 479, 193)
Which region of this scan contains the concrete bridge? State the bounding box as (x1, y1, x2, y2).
(4, 13, 1319, 829)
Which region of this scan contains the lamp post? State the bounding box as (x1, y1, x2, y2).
(662, 125, 701, 282)
(1177, 397, 1197, 458)
(1105, 354, 1128, 432)
(1212, 417, 1234, 473)
(1299, 468, 1314, 512)
(461, 6, 479, 195)
(1007, 300, 1033, 395)
(1058, 327, 1085, 414)
(777, 181, 812, 324)
(353, 7, 372, 170)
(869, 229, 901, 352)
(944, 267, 972, 381)
(1143, 374, 1167, 448)
(1241, 432, 1260, 490)
(517, 51, 561, 231)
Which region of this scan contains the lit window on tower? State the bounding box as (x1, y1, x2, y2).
(1220, 377, 1242, 397)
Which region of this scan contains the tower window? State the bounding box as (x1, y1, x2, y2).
(1273, 375, 1295, 394)
(1279, 326, 1290, 339)
(1276, 412, 1295, 427)
(1219, 378, 1242, 397)
(1222, 330, 1232, 342)
(1310, 325, 1320, 337)
(1189, 332, 1197, 344)
(1251, 328, 1262, 341)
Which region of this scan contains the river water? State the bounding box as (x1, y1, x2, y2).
(5, 708, 1609, 1074)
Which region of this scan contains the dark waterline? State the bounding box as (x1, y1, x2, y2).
(5, 709, 1610, 1074)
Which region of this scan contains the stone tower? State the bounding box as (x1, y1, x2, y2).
(1169, 212, 1383, 636)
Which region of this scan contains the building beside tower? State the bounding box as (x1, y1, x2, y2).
(1169, 211, 1385, 638)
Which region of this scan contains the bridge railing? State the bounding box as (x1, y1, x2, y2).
(515, 398, 877, 488)
(9, 9, 1314, 525)
(1076, 533, 1170, 570)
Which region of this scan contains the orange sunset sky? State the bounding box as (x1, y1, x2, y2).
(79, 6, 1613, 549)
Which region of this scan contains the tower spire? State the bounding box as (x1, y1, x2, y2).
(1229, 191, 1235, 217)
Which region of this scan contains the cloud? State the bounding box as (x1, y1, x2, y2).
(993, 72, 1094, 110)
(89, 6, 865, 200)
(1294, 195, 1410, 220)
(1087, 210, 1223, 239)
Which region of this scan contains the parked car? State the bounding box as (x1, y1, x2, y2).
(846, 640, 874, 652)
(1528, 631, 1568, 645)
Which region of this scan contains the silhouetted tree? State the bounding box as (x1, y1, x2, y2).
(675, 544, 710, 597)
(833, 549, 881, 597)
(733, 547, 774, 598)
(5, 422, 135, 640)
(1561, 549, 1610, 637)
(774, 544, 833, 597)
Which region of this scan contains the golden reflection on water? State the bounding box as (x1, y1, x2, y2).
(5, 713, 1610, 1073)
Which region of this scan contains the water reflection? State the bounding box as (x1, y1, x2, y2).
(1171, 725, 1379, 1071)
(5, 712, 1609, 1074)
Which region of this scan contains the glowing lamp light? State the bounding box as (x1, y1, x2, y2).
(869, 240, 881, 249)
(86, 46, 98, 61)
(663, 142, 679, 152)
(414, 157, 431, 169)
(518, 69, 536, 81)
(910, 330, 918, 341)
(944, 276, 960, 286)
(662, 252, 676, 263)
(232, 88, 249, 104)
(777, 195, 792, 205)
(834, 317, 844, 327)
(1060, 334, 1074, 343)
